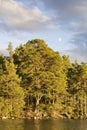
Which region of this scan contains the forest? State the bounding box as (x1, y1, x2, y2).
(0, 39, 87, 119)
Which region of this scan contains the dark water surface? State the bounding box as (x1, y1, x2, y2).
(0, 119, 87, 130)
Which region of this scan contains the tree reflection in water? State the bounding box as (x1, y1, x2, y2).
(0, 119, 24, 130)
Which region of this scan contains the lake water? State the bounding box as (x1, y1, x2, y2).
(0, 119, 87, 130)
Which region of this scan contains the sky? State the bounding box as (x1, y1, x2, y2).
(0, 0, 87, 62)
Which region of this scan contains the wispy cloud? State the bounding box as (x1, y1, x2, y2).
(39, 0, 87, 62)
(0, 0, 55, 32)
(0, 0, 87, 62)
(40, 0, 87, 29)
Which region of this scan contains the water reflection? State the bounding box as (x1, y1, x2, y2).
(0, 119, 24, 130)
(0, 119, 87, 130)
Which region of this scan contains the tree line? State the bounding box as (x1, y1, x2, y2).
(0, 39, 87, 119)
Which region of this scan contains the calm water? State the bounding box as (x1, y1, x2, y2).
(0, 119, 87, 130)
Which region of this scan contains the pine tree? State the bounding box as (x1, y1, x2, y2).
(0, 43, 25, 118)
(14, 39, 67, 117)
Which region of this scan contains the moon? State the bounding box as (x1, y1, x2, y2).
(58, 38, 62, 42)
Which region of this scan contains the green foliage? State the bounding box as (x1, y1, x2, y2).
(0, 45, 25, 118)
(0, 39, 87, 119)
(14, 39, 67, 114)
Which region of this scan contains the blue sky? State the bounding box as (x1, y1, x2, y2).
(0, 0, 87, 62)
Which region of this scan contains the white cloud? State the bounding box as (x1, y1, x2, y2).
(0, 0, 54, 32)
